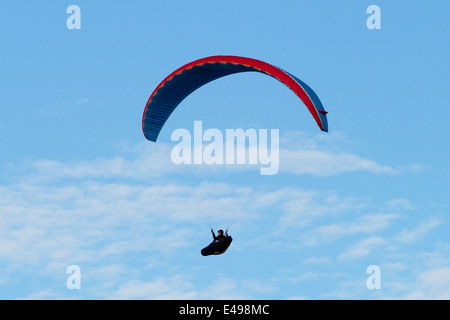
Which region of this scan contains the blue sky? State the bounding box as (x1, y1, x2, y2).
(1, 0, 449, 299)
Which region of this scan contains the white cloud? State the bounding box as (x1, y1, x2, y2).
(23, 143, 180, 182)
(281, 150, 395, 176)
(385, 198, 416, 210)
(337, 236, 386, 260)
(304, 256, 332, 265)
(395, 218, 441, 244)
(0, 137, 439, 299)
(12, 131, 424, 184)
(404, 267, 450, 299)
(105, 275, 198, 300)
(301, 213, 398, 247)
(102, 276, 272, 300)
(0, 181, 251, 270)
(278, 131, 425, 176)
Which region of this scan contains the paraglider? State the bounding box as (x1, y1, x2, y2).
(201, 229, 233, 256)
(142, 55, 329, 256)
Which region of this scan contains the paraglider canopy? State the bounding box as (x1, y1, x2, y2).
(142, 55, 328, 142)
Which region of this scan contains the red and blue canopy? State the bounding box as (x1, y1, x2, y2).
(142, 55, 328, 142)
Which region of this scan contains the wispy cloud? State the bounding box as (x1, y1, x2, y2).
(11, 131, 425, 184)
(0, 180, 249, 270)
(403, 267, 450, 299)
(301, 213, 399, 247)
(278, 132, 426, 176)
(395, 218, 442, 244)
(22, 143, 179, 183)
(338, 236, 386, 260)
(0, 136, 441, 299)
